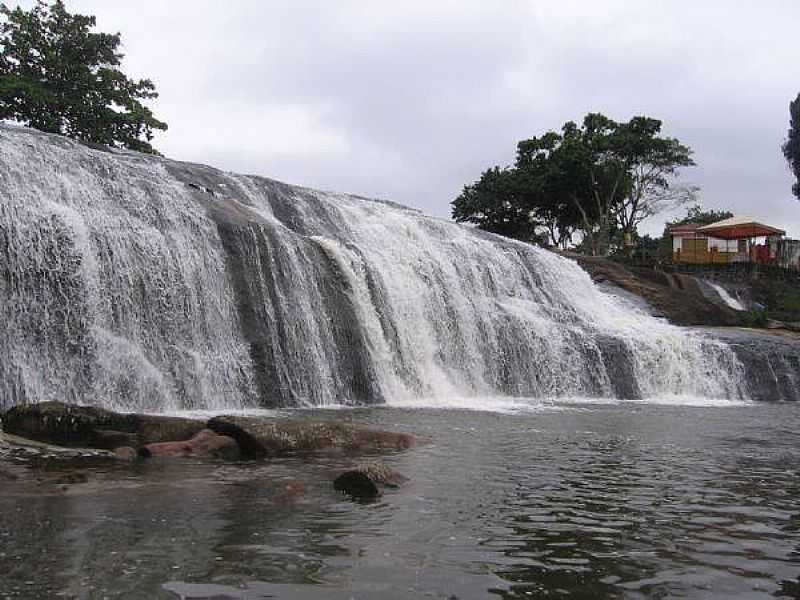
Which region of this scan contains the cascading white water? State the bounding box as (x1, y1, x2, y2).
(706, 281, 745, 312)
(0, 125, 749, 411)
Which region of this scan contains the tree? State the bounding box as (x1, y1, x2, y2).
(453, 113, 696, 255)
(451, 167, 538, 241)
(0, 1, 166, 153)
(783, 92, 800, 199)
(667, 204, 733, 227)
(608, 116, 697, 247)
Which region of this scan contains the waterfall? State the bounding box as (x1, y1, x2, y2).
(0, 125, 748, 411)
(706, 281, 746, 312)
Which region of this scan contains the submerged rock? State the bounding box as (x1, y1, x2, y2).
(352, 461, 409, 488)
(0, 430, 118, 460)
(1, 402, 206, 449)
(112, 446, 138, 462)
(333, 461, 409, 498)
(272, 480, 306, 504)
(139, 429, 239, 459)
(45, 472, 89, 485)
(334, 471, 381, 498)
(0, 465, 19, 481)
(207, 415, 421, 458)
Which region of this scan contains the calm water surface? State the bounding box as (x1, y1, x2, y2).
(1, 401, 800, 599)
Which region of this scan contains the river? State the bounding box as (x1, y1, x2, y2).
(2, 399, 799, 599)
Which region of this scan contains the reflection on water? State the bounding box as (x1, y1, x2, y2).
(1, 403, 800, 599)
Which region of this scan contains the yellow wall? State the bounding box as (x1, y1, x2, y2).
(673, 238, 735, 264)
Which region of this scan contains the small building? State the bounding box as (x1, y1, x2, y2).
(670, 216, 790, 266)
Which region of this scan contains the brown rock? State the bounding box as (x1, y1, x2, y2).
(139, 429, 239, 460)
(0, 466, 19, 481)
(112, 446, 138, 461)
(352, 461, 409, 488)
(334, 471, 380, 499)
(135, 415, 208, 445)
(273, 480, 306, 504)
(207, 415, 424, 458)
(334, 461, 408, 499)
(566, 253, 741, 327)
(46, 472, 89, 485)
(91, 430, 139, 449)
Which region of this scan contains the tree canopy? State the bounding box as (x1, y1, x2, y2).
(452, 113, 696, 255)
(666, 204, 733, 228)
(0, 0, 166, 153)
(783, 92, 800, 199)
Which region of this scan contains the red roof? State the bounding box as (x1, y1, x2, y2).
(669, 223, 701, 232)
(669, 223, 703, 236)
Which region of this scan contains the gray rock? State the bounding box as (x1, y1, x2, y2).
(702, 328, 800, 401)
(1, 402, 206, 449)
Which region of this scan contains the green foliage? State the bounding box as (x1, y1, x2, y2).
(783, 92, 800, 199)
(0, 1, 166, 153)
(452, 113, 695, 255)
(451, 166, 538, 241)
(749, 278, 800, 323)
(667, 204, 734, 228)
(740, 307, 769, 329)
(608, 233, 661, 263)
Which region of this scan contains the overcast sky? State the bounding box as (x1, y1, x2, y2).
(38, 1, 800, 236)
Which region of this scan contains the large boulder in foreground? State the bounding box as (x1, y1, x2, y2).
(1, 402, 205, 449)
(207, 415, 422, 458)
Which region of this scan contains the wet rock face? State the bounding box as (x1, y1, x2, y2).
(0, 401, 205, 448)
(570, 254, 742, 327)
(596, 335, 641, 400)
(703, 329, 800, 402)
(207, 415, 421, 458)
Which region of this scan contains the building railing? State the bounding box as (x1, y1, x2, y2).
(612, 255, 800, 281)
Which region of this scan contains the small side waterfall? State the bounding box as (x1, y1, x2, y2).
(0, 125, 749, 411)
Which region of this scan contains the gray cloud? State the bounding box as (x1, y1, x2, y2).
(31, 1, 800, 235)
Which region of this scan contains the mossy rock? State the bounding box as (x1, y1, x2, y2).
(1, 402, 205, 449)
(1, 402, 138, 447)
(208, 415, 419, 458)
(333, 461, 409, 499)
(135, 414, 207, 445)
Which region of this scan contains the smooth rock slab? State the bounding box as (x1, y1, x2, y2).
(207, 415, 422, 458)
